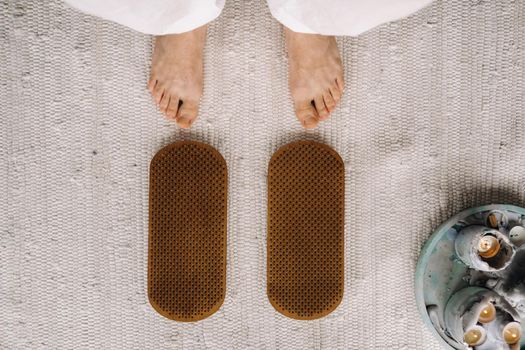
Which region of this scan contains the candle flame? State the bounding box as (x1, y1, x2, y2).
(478, 303, 496, 323)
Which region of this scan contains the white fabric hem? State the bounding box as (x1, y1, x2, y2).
(267, 6, 318, 35)
(267, 0, 434, 36)
(64, 1, 224, 35)
(156, 5, 222, 35)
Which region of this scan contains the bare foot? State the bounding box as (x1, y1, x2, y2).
(148, 25, 207, 128)
(284, 27, 344, 129)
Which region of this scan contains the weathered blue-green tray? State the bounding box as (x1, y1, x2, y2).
(415, 204, 525, 349)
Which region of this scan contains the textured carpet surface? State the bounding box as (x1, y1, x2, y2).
(1, 0, 525, 349)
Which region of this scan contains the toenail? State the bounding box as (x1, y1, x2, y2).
(177, 116, 193, 128)
(302, 116, 317, 128)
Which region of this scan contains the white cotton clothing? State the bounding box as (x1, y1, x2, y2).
(64, 0, 225, 35)
(267, 0, 434, 36)
(64, 0, 433, 36)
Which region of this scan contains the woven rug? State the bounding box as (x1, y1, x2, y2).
(1, 0, 524, 349)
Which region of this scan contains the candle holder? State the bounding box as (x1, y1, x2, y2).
(444, 287, 520, 349)
(454, 226, 515, 272)
(416, 205, 525, 349)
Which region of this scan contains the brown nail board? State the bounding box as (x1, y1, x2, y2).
(267, 141, 345, 320)
(148, 141, 228, 322)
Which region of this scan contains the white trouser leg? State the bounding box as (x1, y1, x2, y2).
(267, 0, 434, 36)
(64, 0, 225, 35)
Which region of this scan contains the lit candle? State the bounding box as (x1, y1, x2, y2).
(503, 322, 522, 345)
(487, 213, 499, 228)
(478, 235, 500, 259)
(456, 226, 515, 271)
(464, 325, 487, 346)
(478, 303, 496, 323)
(486, 210, 508, 229)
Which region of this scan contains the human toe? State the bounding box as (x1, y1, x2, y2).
(295, 100, 319, 129)
(159, 93, 170, 114)
(323, 91, 336, 115)
(336, 76, 345, 92)
(152, 83, 165, 104)
(314, 96, 330, 120)
(176, 100, 199, 128)
(165, 96, 180, 120)
(329, 81, 342, 103)
(148, 77, 157, 93)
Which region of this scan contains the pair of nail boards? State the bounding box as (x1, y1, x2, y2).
(148, 140, 344, 321)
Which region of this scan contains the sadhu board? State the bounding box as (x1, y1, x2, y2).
(267, 140, 345, 320)
(148, 141, 228, 322)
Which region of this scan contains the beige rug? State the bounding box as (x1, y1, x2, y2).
(1, 0, 524, 349)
